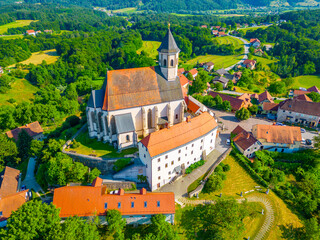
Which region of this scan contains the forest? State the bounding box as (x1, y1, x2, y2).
(245, 9, 320, 78)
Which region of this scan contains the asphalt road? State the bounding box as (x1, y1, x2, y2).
(225, 35, 249, 71)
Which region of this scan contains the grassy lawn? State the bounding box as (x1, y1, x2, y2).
(182, 54, 244, 70)
(240, 25, 269, 35)
(8, 49, 59, 67)
(111, 7, 138, 13)
(0, 20, 37, 34)
(137, 41, 161, 60)
(215, 36, 244, 49)
(0, 78, 39, 105)
(194, 154, 303, 239)
(0, 34, 23, 40)
(65, 130, 138, 158)
(254, 56, 278, 71)
(291, 74, 320, 89)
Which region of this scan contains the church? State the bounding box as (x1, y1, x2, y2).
(86, 27, 186, 150)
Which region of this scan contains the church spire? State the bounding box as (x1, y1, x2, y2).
(157, 27, 180, 54)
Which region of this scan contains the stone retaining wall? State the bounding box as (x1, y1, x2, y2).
(189, 147, 232, 198)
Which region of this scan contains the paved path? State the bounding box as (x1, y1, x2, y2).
(178, 195, 274, 240)
(225, 35, 249, 71)
(157, 150, 222, 199)
(22, 157, 46, 199)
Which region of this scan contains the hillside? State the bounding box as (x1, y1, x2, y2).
(19, 0, 320, 11)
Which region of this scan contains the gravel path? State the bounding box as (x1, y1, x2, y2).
(178, 195, 274, 240)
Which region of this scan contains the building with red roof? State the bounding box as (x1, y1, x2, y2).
(187, 68, 198, 79)
(6, 121, 44, 141)
(139, 112, 218, 191)
(53, 177, 175, 225)
(209, 91, 245, 111)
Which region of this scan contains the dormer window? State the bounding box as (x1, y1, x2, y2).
(144, 201, 147, 208)
(118, 202, 121, 209)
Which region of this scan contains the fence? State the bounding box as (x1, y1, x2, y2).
(189, 147, 232, 198)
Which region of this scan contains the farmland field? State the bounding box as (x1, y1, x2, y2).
(137, 41, 161, 60)
(291, 74, 320, 89)
(9, 49, 59, 67)
(0, 20, 36, 34)
(0, 34, 23, 40)
(215, 36, 244, 49)
(239, 25, 269, 34)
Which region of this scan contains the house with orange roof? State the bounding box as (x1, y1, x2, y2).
(187, 96, 209, 116)
(237, 93, 253, 109)
(26, 30, 36, 36)
(252, 124, 302, 153)
(250, 38, 261, 48)
(6, 121, 44, 141)
(187, 68, 198, 79)
(251, 90, 273, 104)
(0, 167, 30, 227)
(289, 86, 320, 97)
(231, 126, 261, 158)
(53, 177, 175, 224)
(177, 68, 185, 76)
(139, 112, 218, 191)
(209, 92, 245, 111)
(242, 59, 256, 70)
(86, 27, 186, 150)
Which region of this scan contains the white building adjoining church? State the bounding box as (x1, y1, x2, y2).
(86, 27, 186, 151)
(138, 112, 218, 191)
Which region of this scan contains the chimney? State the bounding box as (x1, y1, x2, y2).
(186, 116, 191, 123)
(119, 188, 125, 196)
(140, 188, 147, 195)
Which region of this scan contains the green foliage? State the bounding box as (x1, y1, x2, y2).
(17, 129, 32, 161)
(214, 82, 223, 91)
(185, 160, 205, 174)
(0, 75, 13, 93)
(30, 140, 44, 158)
(147, 214, 179, 240)
(248, 104, 258, 114)
(268, 81, 286, 95)
(204, 173, 224, 192)
(1, 201, 61, 240)
(186, 72, 194, 81)
(88, 168, 101, 183)
(188, 71, 210, 95)
(314, 134, 320, 149)
(180, 198, 250, 239)
(0, 134, 19, 167)
(137, 174, 148, 183)
(307, 92, 320, 102)
(106, 209, 126, 240)
(227, 80, 234, 90)
(71, 140, 80, 149)
(113, 158, 132, 172)
(235, 107, 251, 120)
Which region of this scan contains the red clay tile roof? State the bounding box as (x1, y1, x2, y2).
(278, 98, 320, 117)
(234, 131, 258, 151)
(178, 68, 185, 76)
(293, 90, 310, 96)
(188, 68, 198, 76)
(293, 94, 312, 102)
(102, 66, 183, 111)
(140, 112, 217, 157)
(209, 92, 244, 111)
(258, 91, 274, 103)
(243, 59, 256, 65)
(179, 74, 189, 87)
(252, 124, 302, 144)
(212, 30, 218, 34)
(0, 167, 20, 198)
(5, 121, 43, 141)
(187, 98, 201, 114)
(26, 30, 35, 34)
(262, 102, 279, 111)
(231, 125, 246, 136)
(218, 32, 226, 36)
(0, 190, 29, 222)
(53, 184, 175, 218)
(250, 38, 260, 43)
(307, 86, 320, 94)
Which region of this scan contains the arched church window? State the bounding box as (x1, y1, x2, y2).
(171, 59, 174, 66)
(98, 112, 103, 133)
(163, 59, 167, 67)
(126, 135, 130, 142)
(148, 109, 152, 129)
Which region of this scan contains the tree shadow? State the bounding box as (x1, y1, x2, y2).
(220, 115, 239, 122)
(279, 224, 304, 240)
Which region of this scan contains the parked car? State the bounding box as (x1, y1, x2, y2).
(226, 139, 231, 145)
(301, 128, 306, 133)
(306, 139, 312, 145)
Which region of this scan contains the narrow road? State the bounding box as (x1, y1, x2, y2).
(178, 195, 274, 240)
(225, 35, 249, 71)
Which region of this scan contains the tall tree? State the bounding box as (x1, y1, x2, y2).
(17, 129, 32, 161)
(105, 210, 126, 240)
(148, 214, 179, 240)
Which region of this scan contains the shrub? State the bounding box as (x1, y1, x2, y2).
(185, 160, 205, 174)
(223, 164, 230, 172)
(204, 174, 224, 193)
(113, 158, 132, 172)
(7, 98, 16, 104)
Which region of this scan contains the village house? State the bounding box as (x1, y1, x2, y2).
(212, 76, 229, 88)
(277, 99, 320, 128)
(53, 177, 175, 225)
(26, 30, 36, 36)
(0, 167, 30, 227)
(177, 68, 185, 76)
(231, 125, 262, 158)
(242, 59, 257, 70)
(251, 90, 274, 104)
(187, 68, 198, 79)
(218, 31, 227, 37)
(86, 27, 186, 151)
(201, 25, 207, 28)
(6, 121, 44, 141)
(209, 92, 245, 111)
(252, 124, 302, 153)
(289, 86, 320, 97)
(138, 112, 218, 191)
(250, 38, 261, 48)
(44, 30, 53, 34)
(260, 102, 279, 116)
(254, 49, 264, 56)
(203, 62, 214, 72)
(212, 30, 218, 35)
(237, 93, 253, 109)
(216, 68, 228, 76)
(293, 94, 312, 102)
(187, 96, 209, 116)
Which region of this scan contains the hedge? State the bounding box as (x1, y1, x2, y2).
(185, 160, 205, 174)
(231, 144, 269, 188)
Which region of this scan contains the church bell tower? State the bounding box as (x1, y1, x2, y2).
(157, 24, 180, 81)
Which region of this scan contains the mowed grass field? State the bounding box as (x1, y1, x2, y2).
(215, 36, 244, 49)
(137, 41, 161, 60)
(196, 155, 303, 240)
(291, 74, 320, 89)
(0, 20, 36, 34)
(240, 25, 269, 34)
(0, 34, 23, 40)
(0, 78, 38, 105)
(9, 49, 59, 67)
(182, 54, 244, 70)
